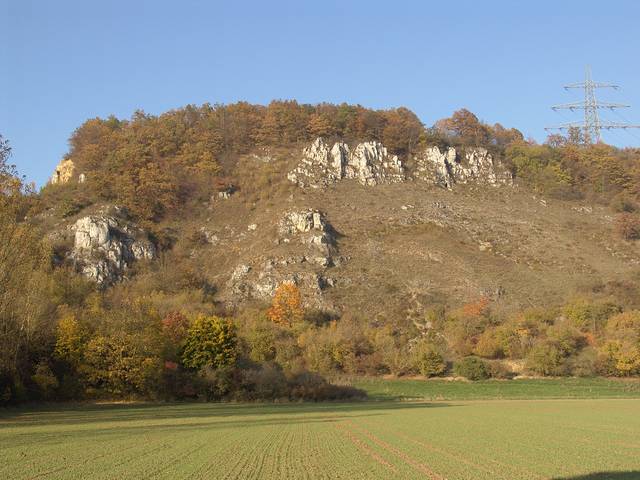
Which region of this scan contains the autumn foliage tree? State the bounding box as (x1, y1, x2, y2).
(181, 315, 237, 370)
(267, 283, 304, 327)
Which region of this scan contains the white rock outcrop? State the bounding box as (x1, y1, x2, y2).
(414, 146, 513, 189)
(226, 209, 339, 307)
(71, 215, 156, 285)
(288, 138, 405, 188)
(279, 209, 336, 261)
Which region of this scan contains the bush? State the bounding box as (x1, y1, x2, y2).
(615, 213, 640, 240)
(198, 363, 366, 401)
(31, 361, 59, 400)
(486, 361, 516, 379)
(611, 193, 637, 213)
(454, 356, 490, 381)
(412, 342, 446, 377)
(568, 348, 599, 377)
(526, 342, 567, 376)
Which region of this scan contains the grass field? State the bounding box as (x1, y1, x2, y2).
(2, 391, 640, 479)
(353, 377, 640, 401)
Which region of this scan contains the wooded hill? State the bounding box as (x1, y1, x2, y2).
(1, 102, 640, 404)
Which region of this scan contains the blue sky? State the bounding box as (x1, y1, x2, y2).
(2, 0, 640, 186)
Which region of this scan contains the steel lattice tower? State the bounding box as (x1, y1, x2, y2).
(545, 66, 640, 143)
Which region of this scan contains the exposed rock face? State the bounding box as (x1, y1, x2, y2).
(278, 209, 336, 265)
(50, 159, 76, 185)
(415, 146, 513, 188)
(288, 138, 405, 188)
(226, 209, 339, 308)
(345, 141, 405, 186)
(71, 214, 156, 285)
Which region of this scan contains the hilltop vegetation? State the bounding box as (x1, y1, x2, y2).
(2, 102, 640, 404)
(42, 101, 640, 225)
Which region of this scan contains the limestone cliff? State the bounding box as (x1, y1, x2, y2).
(70, 212, 156, 285)
(414, 146, 513, 188)
(287, 138, 405, 188)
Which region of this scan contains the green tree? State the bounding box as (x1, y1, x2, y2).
(412, 341, 446, 377)
(181, 315, 237, 370)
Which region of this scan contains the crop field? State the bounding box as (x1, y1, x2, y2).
(354, 377, 640, 401)
(2, 397, 640, 480)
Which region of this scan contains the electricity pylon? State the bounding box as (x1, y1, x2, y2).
(545, 66, 640, 143)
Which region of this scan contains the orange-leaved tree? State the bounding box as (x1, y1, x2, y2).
(267, 282, 304, 327)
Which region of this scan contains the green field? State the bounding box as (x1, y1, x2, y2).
(354, 377, 640, 401)
(2, 391, 640, 479)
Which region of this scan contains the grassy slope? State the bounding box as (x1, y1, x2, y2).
(353, 377, 640, 401)
(2, 399, 640, 479)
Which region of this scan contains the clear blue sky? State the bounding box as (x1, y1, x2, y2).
(2, 0, 640, 186)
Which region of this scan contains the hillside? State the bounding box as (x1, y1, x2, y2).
(39, 105, 640, 318)
(2, 101, 640, 403)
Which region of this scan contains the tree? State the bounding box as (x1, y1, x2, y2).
(306, 114, 334, 138)
(82, 332, 162, 395)
(54, 310, 86, 366)
(181, 315, 237, 370)
(267, 283, 304, 326)
(0, 134, 10, 164)
(0, 141, 53, 403)
(381, 107, 424, 155)
(435, 109, 491, 146)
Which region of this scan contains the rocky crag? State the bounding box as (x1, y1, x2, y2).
(287, 138, 405, 188)
(288, 137, 511, 189)
(414, 146, 513, 188)
(226, 209, 338, 309)
(69, 211, 156, 285)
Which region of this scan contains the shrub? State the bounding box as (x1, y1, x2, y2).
(474, 329, 503, 359)
(412, 342, 447, 377)
(486, 361, 516, 379)
(568, 347, 599, 377)
(454, 356, 490, 381)
(181, 315, 237, 370)
(526, 342, 566, 376)
(563, 299, 621, 333)
(598, 341, 640, 376)
(615, 213, 640, 240)
(610, 193, 638, 213)
(31, 361, 59, 400)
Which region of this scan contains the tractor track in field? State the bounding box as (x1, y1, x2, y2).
(334, 422, 396, 471)
(344, 421, 446, 480)
(376, 425, 539, 480)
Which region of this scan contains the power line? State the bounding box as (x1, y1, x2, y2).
(545, 66, 640, 143)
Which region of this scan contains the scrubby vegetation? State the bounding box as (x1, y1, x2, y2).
(2, 101, 640, 405)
